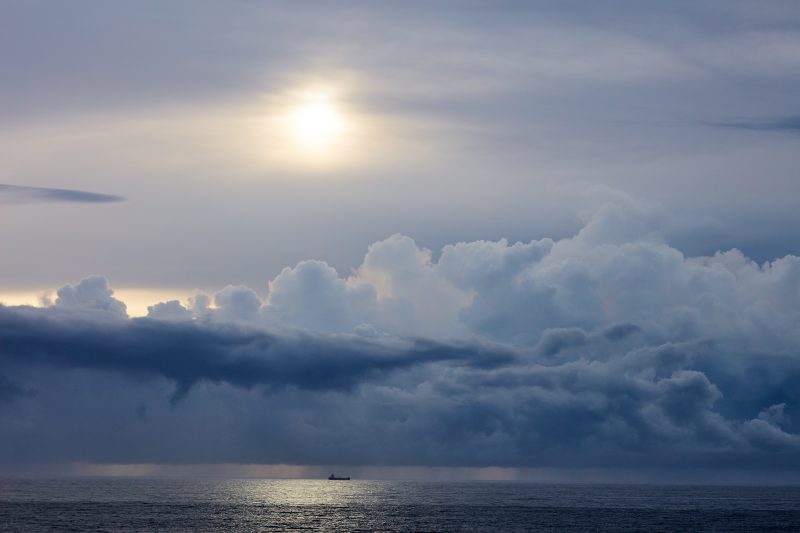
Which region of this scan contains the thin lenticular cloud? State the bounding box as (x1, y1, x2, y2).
(0, 184, 124, 204)
(714, 116, 800, 133)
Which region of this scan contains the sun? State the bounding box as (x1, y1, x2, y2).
(287, 93, 348, 151)
(253, 82, 368, 171)
(290, 100, 345, 146)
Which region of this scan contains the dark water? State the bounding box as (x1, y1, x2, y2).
(2, 478, 800, 532)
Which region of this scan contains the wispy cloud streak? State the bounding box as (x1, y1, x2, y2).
(714, 116, 800, 133)
(0, 184, 124, 204)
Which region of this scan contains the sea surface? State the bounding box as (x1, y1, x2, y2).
(1, 478, 800, 532)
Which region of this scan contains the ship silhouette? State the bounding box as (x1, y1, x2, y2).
(327, 473, 350, 480)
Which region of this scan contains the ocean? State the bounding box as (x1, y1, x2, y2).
(1, 478, 799, 532)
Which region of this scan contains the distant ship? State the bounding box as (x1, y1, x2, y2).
(328, 473, 350, 480)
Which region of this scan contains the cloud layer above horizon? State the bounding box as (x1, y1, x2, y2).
(2, 196, 799, 470)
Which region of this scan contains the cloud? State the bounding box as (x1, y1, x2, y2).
(0, 303, 798, 467)
(0, 184, 124, 204)
(0, 373, 34, 403)
(264, 261, 378, 333)
(146, 300, 192, 321)
(715, 116, 800, 133)
(1, 197, 800, 469)
(0, 305, 513, 403)
(213, 285, 263, 323)
(53, 276, 127, 317)
(179, 195, 797, 354)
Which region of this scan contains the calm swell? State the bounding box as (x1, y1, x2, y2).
(1, 479, 799, 532)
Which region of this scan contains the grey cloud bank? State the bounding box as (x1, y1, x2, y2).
(2, 197, 799, 472)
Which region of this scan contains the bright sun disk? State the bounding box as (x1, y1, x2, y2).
(289, 98, 347, 149)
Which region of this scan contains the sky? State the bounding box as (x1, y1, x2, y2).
(1, 0, 800, 481)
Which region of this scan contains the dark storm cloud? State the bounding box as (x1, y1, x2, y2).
(0, 305, 514, 403)
(1, 301, 799, 468)
(0, 373, 34, 403)
(0, 184, 124, 204)
(535, 323, 641, 358)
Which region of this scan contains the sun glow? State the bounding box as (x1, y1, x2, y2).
(289, 97, 347, 150)
(272, 87, 356, 169)
(249, 80, 386, 172)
